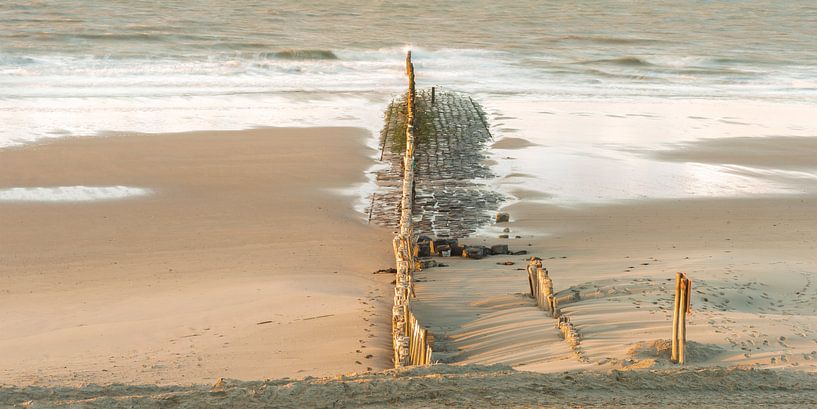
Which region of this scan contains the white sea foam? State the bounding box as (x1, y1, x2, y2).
(0, 186, 151, 202)
(3, 47, 813, 149)
(0, 48, 523, 146)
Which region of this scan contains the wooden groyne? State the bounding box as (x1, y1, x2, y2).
(375, 51, 504, 367)
(391, 51, 432, 367)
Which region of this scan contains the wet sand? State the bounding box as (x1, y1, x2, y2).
(648, 135, 817, 171)
(0, 128, 394, 386)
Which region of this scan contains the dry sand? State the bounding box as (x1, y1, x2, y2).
(0, 128, 394, 386)
(3, 364, 816, 408)
(415, 196, 817, 373)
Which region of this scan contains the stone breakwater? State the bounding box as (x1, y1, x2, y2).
(369, 88, 502, 239)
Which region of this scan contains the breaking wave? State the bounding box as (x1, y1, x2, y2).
(577, 56, 654, 67)
(270, 49, 338, 60)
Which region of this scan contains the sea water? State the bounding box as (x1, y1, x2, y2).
(2, 0, 816, 203)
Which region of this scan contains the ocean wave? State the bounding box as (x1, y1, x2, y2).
(669, 67, 755, 77)
(572, 56, 767, 77)
(709, 56, 792, 67)
(558, 35, 661, 45)
(0, 55, 38, 65)
(73, 33, 168, 42)
(269, 49, 338, 60)
(577, 68, 667, 82)
(576, 57, 654, 67)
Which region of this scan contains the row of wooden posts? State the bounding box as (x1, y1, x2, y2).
(391, 50, 433, 367)
(527, 258, 586, 361)
(406, 307, 432, 366)
(528, 258, 693, 365)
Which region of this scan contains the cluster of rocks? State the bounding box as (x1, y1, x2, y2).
(416, 236, 527, 263)
(368, 88, 503, 237)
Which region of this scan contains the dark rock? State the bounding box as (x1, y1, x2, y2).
(417, 241, 431, 258)
(490, 244, 509, 255)
(502, 227, 510, 233)
(498, 234, 509, 239)
(495, 212, 510, 223)
(436, 244, 451, 256)
(511, 250, 528, 255)
(431, 239, 447, 254)
(463, 246, 487, 259)
(431, 238, 459, 255)
(419, 258, 437, 269)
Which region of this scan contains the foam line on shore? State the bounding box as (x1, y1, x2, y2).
(0, 186, 151, 202)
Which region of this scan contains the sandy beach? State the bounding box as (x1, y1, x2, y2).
(2, 112, 816, 408)
(0, 127, 395, 386)
(1, 0, 816, 406)
(413, 194, 817, 371)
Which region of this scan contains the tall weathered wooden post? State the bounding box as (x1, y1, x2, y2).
(671, 272, 692, 364)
